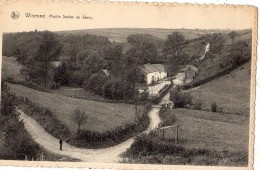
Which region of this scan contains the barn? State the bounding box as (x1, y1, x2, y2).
(180, 65, 199, 84)
(141, 64, 167, 85)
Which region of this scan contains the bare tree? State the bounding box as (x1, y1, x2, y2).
(72, 109, 88, 132)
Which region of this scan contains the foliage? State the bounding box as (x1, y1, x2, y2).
(126, 40, 158, 65)
(72, 109, 88, 132)
(159, 109, 177, 127)
(54, 62, 70, 85)
(211, 102, 218, 112)
(164, 32, 185, 52)
(68, 69, 85, 86)
(0, 82, 40, 160)
(170, 89, 192, 108)
(83, 72, 108, 95)
(122, 133, 248, 166)
(21, 31, 62, 88)
(208, 33, 225, 54)
(127, 34, 164, 50)
(68, 102, 151, 148)
(229, 41, 251, 67)
(13, 95, 71, 139)
(102, 78, 133, 100)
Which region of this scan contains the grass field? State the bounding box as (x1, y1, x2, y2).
(7, 83, 144, 135)
(50, 87, 112, 103)
(185, 62, 251, 116)
(1, 56, 24, 81)
(161, 108, 249, 153)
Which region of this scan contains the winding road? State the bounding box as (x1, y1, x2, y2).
(18, 106, 161, 162)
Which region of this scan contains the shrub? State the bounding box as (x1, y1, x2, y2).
(159, 109, 177, 127)
(193, 100, 203, 110)
(83, 73, 108, 95)
(211, 102, 217, 112)
(170, 89, 192, 108)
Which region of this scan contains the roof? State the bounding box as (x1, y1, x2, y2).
(180, 65, 199, 73)
(101, 69, 110, 77)
(141, 64, 166, 74)
(52, 61, 62, 67)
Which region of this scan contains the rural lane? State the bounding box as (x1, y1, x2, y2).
(18, 106, 161, 162)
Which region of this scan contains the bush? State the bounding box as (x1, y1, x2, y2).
(211, 102, 217, 112)
(159, 109, 177, 127)
(193, 100, 203, 110)
(170, 89, 192, 108)
(68, 70, 85, 86)
(83, 73, 108, 95)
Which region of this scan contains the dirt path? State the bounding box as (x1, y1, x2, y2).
(18, 107, 161, 163)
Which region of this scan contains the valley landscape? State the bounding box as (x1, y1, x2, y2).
(1, 27, 252, 166)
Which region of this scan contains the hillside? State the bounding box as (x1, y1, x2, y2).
(57, 28, 225, 42)
(185, 61, 251, 116)
(7, 83, 143, 135)
(1, 56, 25, 82)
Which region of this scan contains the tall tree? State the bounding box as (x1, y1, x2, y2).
(29, 31, 62, 88)
(208, 33, 225, 54)
(126, 34, 158, 64)
(164, 32, 185, 56)
(54, 62, 70, 85)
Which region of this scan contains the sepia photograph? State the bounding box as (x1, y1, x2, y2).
(0, 1, 257, 169)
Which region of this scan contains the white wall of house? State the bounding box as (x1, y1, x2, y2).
(146, 71, 167, 84)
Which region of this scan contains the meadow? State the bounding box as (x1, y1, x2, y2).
(122, 108, 249, 166)
(186, 62, 251, 116)
(7, 83, 144, 135)
(164, 108, 249, 152)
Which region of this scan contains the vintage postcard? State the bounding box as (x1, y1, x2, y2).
(0, 0, 257, 170)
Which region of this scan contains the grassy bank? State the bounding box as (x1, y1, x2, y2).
(185, 62, 251, 116)
(7, 83, 144, 135)
(122, 108, 249, 166)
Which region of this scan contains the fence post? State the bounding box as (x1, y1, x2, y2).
(25, 155, 28, 161)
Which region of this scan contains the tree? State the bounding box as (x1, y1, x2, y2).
(228, 31, 238, 43)
(208, 33, 225, 54)
(72, 109, 88, 132)
(54, 62, 70, 85)
(165, 32, 185, 56)
(103, 44, 124, 77)
(229, 41, 250, 66)
(1, 82, 40, 160)
(126, 34, 159, 64)
(125, 65, 142, 98)
(170, 88, 192, 108)
(25, 31, 62, 88)
(83, 50, 105, 78)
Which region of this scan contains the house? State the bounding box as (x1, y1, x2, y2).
(140, 64, 167, 85)
(52, 61, 62, 68)
(180, 65, 199, 84)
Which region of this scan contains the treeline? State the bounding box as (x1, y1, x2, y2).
(3, 30, 165, 101)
